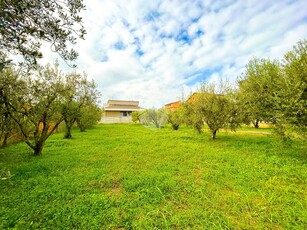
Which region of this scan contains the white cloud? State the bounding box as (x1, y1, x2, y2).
(34, 0, 307, 108)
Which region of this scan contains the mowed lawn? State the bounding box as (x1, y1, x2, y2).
(0, 124, 306, 229)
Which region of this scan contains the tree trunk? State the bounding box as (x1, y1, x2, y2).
(33, 141, 44, 156)
(253, 120, 260, 128)
(1, 132, 9, 148)
(212, 130, 217, 140)
(64, 125, 72, 138)
(76, 119, 86, 132)
(172, 124, 179, 130)
(64, 119, 73, 139)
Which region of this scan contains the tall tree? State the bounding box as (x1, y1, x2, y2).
(0, 0, 86, 69)
(275, 40, 307, 136)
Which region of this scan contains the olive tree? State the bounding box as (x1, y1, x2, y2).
(180, 101, 204, 133)
(140, 108, 168, 128)
(183, 80, 239, 139)
(200, 81, 240, 139)
(167, 108, 185, 130)
(274, 40, 307, 137)
(132, 111, 143, 123)
(62, 72, 100, 138)
(4, 64, 69, 155)
(237, 57, 282, 128)
(76, 104, 101, 132)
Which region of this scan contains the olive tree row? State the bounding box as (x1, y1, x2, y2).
(237, 40, 306, 138)
(166, 40, 306, 140)
(0, 63, 100, 155)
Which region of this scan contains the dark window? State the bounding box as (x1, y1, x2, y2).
(120, 111, 128, 117)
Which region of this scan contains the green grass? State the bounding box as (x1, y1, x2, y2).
(0, 124, 306, 229)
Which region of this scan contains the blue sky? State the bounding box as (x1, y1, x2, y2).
(41, 0, 307, 108)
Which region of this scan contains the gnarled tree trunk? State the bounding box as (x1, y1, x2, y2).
(33, 141, 44, 156)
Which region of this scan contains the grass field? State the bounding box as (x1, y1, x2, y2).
(0, 124, 306, 229)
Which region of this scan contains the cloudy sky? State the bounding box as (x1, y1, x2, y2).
(43, 0, 307, 108)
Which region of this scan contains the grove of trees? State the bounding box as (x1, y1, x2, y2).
(164, 40, 306, 140)
(0, 63, 100, 155)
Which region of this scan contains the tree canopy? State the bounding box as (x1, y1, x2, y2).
(237, 58, 282, 128)
(0, 0, 86, 69)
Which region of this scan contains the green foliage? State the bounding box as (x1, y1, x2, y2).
(132, 111, 143, 123)
(140, 108, 168, 128)
(0, 63, 99, 155)
(237, 40, 307, 138)
(0, 68, 22, 147)
(0, 0, 86, 69)
(76, 104, 101, 132)
(0, 124, 306, 229)
(237, 57, 282, 127)
(276, 39, 307, 136)
(180, 101, 204, 133)
(62, 72, 100, 138)
(4, 64, 68, 155)
(167, 108, 184, 130)
(183, 80, 240, 139)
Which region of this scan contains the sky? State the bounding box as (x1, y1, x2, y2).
(41, 0, 307, 108)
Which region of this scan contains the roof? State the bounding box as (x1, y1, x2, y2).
(164, 100, 180, 106)
(187, 92, 200, 103)
(104, 100, 142, 111)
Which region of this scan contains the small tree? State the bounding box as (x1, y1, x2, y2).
(62, 72, 100, 138)
(167, 109, 184, 130)
(140, 108, 168, 128)
(132, 111, 143, 123)
(4, 64, 68, 155)
(76, 104, 101, 132)
(180, 100, 204, 134)
(189, 80, 239, 139)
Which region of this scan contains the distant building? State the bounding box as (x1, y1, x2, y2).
(164, 93, 200, 111)
(186, 92, 200, 103)
(164, 101, 180, 111)
(100, 100, 142, 123)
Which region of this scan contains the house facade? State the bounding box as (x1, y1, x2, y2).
(100, 100, 142, 123)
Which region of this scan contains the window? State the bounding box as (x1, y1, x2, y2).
(120, 111, 128, 117)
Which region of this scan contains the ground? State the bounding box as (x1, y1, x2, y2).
(0, 124, 306, 229)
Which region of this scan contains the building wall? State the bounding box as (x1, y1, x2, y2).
(101, 110, 133, 123)
(187, 93, 200, 103)
(165, 101, 180, 111)
(105, 111, 120, 118)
